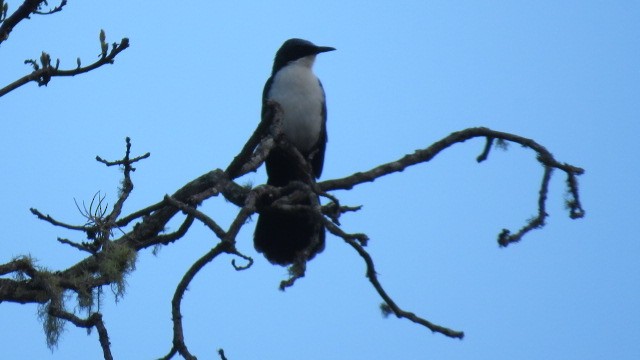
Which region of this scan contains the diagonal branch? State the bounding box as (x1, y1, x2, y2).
(29, 208, 89, 231)
(0, 36, 129, 97)
(225, 101, 283, 179)
(160, 240, 237, 360)
(326, 219, 465, 339)
(0, 0, 45, 45)
(164, 195, 227, 239)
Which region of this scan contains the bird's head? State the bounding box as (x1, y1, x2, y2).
(272, 38, 335, 74)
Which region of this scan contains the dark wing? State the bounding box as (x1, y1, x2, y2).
(262, 75, 327, 180)
(311, 79, 328, 178)
(261, 76, 274, 120)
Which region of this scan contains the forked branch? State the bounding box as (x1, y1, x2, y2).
(0, 107, 585, 359)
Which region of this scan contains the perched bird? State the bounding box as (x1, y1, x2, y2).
(254, 38, 335, 265)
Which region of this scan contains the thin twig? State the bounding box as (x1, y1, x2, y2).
(29, 208, 89, 231)
(162, 242, 232, 360)
(218, 349, 228, 360)
(57, 238, 94, 253)
(328, 220, 464, 339)
(476, 136, 494, 162)
(498, 165, 553, 246)
(33, 0, 66, 15)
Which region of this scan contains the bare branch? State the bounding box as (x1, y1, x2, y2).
(164, 195, 227, 239)
(321, 128, 584, 191)
(0, 123, 585, 357)
(98, 137, 149, 224)
(115, 199, 165, 227)
(218, 349, 229, 360)
(230, 249, 253, 271)
(320, 127, 585, 246)
(0, 34, 129, 97)
(498, 165, 552, 246)
(565, 172, 585, 219)
(33, 0, 66, 15)
(0, 0, 44, 45)
(327, 219, 465, 339)
(225, 102, 282, 179)
(48, 307, 113, 360)
(95, 137, 150, 169)
(29, 208, 89, 231)
(57, 237, 95, 253)
(150, 215, 195, 246)
(476, 136, 494, 162)
(162, 242, 232, 360)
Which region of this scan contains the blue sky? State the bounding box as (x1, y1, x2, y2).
(1, 1, 639, 359)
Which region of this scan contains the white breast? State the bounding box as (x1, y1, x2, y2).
(267, 59, 324, 152)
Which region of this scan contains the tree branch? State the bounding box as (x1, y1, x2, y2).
(0, 0, 45, 45)
(0, 120, 585, 358)
(33, 0, 66, 15)
(323, 219, 464, 338)
(320, 127, 585, 246)
(0, 35, 129, 97)
(48, 308, 113, 360)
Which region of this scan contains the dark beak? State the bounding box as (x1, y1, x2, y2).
(315, 46, 336, 54)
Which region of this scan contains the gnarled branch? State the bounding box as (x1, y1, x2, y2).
(0, 106, 585, 358)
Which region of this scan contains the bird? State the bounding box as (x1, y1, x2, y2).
(254, 38, 335, 265)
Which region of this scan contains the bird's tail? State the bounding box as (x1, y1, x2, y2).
(254, 199, 325, 265)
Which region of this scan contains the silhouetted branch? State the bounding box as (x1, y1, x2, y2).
(330, 219, 465, 339)
(0, 105, 585, 358)
(476, 136, 494, 162)
(164, 195, 227, 239)
(115, 200, 166, 227)
(56, 237, 95, 253)
(95, 137, 150, 169)
(320, 127, 585, 246)
(0, 32, 129, 97)
(29, 208, 89, 231)
(99, 138, 148, 224)
(218, 349, 229, 360)
(230, 250, 253, 271)
(566, 172, 585, 219)
(0, 0, 45, 45)
(33, 0, 66, 15)
(150, 215, 195, 246)
(225, 102, 283, 179)
(161, 242, 232, 360)
(48, 308, 113, 360)
(498, 165, 553, 246)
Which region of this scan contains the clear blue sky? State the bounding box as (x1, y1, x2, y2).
(2, 1, 638, 359)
